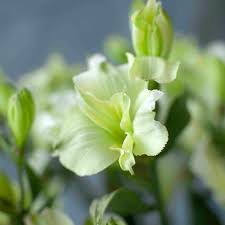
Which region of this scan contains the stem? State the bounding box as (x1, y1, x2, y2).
(17, 149, 26, 213)
(151, 159, 169, 225)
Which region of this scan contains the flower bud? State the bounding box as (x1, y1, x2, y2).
(131, 0, 173, 58)
(7, 88, 35, 149)
(0, 81, 15, 116)
(104, 35, 130, 63)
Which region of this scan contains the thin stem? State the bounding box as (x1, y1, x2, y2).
(17, 150, 26, 213)
(151, 159, 169, 225)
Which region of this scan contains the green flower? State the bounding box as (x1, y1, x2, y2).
(55, 56, 168, 176)
(7, 88, 35, 149)
(103, 35, 131, 64)
(131, 0, 173, 58)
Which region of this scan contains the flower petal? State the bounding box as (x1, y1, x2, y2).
(55, 107, 120, 176)
(73, 61, 147, 102)
(76, 88, 123, 140)
(133, 113, 168, 156)
(133, 90, 168, 156)
(128, 54, 179, 83)
(112, 133, 135, 175)
(110, 92, 132, 132)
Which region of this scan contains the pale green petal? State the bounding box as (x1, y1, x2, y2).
(76, 89, 133, 141)
(128, 54, 179, 83)
(55, 107, 120, 176)
(87, 54, 106, 69)
(76, 89, 123, 141)
(112, 133, 135, 175)
(133, 113, 168, 156)
(133, 89, 168, 156)
(133, 89, 163, 116)
(110, 93, 132, 132)
(73, 61, 147, 102)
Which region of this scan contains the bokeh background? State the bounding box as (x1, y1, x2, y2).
(0, 0, 225, 224)
(0, 0, 225, 78)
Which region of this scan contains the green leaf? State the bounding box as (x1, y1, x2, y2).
(164, 94, 190, 152)
(0, 172, 16, 214)
(105, 215, 127, 225)
(26, 164, 43, 201)
(90, 190, 118, 225)
(128, 54, 179, 83)
(25, 208, 74, 225)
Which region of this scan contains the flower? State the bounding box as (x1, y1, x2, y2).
(55, 55, 168, 176)
(131, 0, 173, 58)
(7, 88, 35, 149)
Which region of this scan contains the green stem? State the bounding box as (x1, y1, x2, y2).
(151, 159, 169, 225)
(17, 150, 26, 213)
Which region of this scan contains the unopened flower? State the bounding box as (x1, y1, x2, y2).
(55, 56, 168, 176)
(131, 0, 173, 58)
(7, 88, 35, 149)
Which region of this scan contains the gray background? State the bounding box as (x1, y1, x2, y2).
(0, 0, 225, 78)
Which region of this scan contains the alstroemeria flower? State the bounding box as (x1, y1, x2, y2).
(55, 55, 168, 176)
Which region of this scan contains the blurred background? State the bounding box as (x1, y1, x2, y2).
(0, 0, 225, 78)
(0, 0, 225, 224)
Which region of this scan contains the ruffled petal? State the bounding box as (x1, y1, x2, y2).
(128, 53, 179, 83)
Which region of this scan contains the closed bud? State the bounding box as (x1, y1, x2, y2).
(0, 81, 15, 116)
(7, 88, 35, 149)
(131, 0, 173, 58)
(104, 35, 130, 63)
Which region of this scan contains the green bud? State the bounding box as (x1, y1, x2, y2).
(103, 35, 131, 64)
(0, 81, 15, 116)
(7, 88, 35, 149)
(130, 0, 145, 15)
(131, 0, 173, 58)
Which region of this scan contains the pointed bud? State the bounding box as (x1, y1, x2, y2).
(131, 0, 173, 58)
(7, 88, 35, 149)
(0, 81, 15, 116)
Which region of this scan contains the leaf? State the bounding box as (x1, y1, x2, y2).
(25, 164, 43, 201)
(109, 189, 153, 216)
(163, 94, 190, 152)
(25, 208, 74, 225)
(0, 172, 16, 214)
(90, 190, 118, 225)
